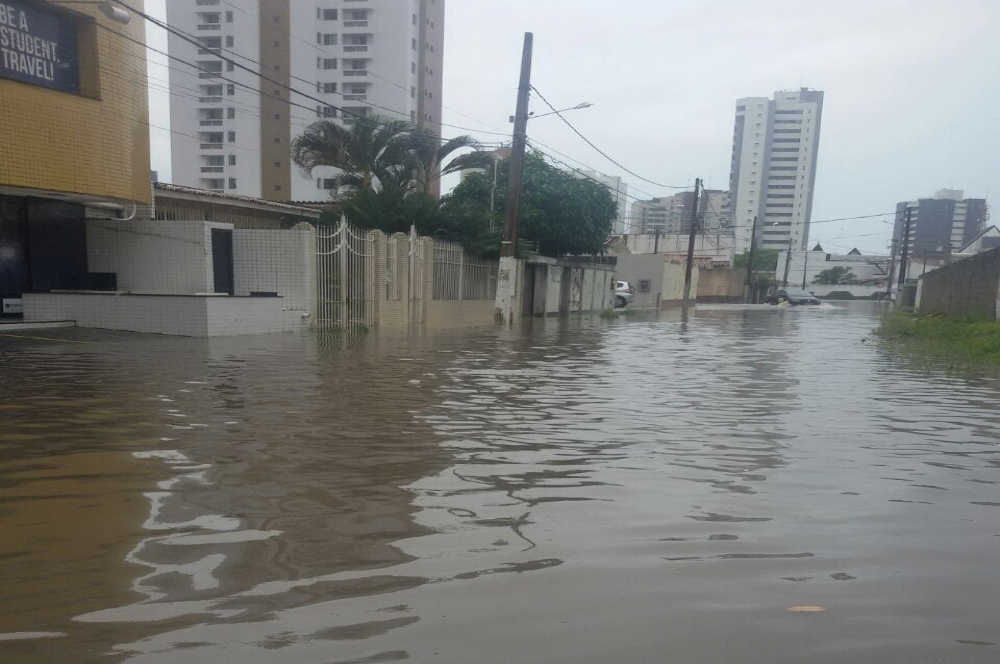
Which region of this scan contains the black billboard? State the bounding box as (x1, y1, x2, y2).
(0, 0, 80, 94)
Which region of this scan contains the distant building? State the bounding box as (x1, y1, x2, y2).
(894, 189, 988, 255)
(572, 170, 629, 234)
(628, 190, 729, 235)
(729, 88, 824, 253)
(608, 233, 736, 267)
(166, 0, 445, 202)
(960, 225, 1000, 254)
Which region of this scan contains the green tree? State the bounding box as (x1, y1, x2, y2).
(813, 266, 858, 285)
(442, 152, 616, 257)
(290, 116, 414, 195)
(733, 248, 780, 271)
(405, 128, 495, 195)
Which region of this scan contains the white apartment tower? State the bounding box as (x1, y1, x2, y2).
(167, 0, 445, 202)
(728, 88, 824, 252)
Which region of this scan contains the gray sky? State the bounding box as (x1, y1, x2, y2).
(146, 0, 1000, 253)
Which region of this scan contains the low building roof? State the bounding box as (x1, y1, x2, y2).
(154, 183, 321, 218)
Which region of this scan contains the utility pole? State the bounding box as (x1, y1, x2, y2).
(885, 236, 897, 303)
(801, 249, 809, 289)
(744, 215, 758, 303)
(653, 228, 660, 254)
(897, 207, 913, 292)
(682, 178, 701, 307)
(494, 32, 533, 325)
(781, 236, 794, 287)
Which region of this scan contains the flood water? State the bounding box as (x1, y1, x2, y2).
(3, 302, 1000, 663)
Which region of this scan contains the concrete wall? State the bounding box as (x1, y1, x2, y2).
(697, 268, 744, 302)
(661, 261, 697, 308)
(23, 293, 310, 337)
(916, 247, 1000, 318)
(808, 284, 885, 299)
(87, 219, 226, 294)
(615, 254, 666, 309)
(233, 228, 316, 316)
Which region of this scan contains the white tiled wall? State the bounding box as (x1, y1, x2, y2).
(24, 293, 210, 336)
(87, 219, 230, 294)
(205, 297, 309, 336)
(233, 228, 316, 315)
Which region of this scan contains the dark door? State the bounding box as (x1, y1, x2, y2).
(26, 199, 88, 292)
(0, 197, 28, 309)
(211, 228, 235, 295)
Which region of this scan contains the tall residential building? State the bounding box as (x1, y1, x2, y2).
(167, 0, 445, 202)
(728, 88, 824, 252)
(573, 170, 629, 234)
(894, 189, 988, 256)
(629, 190, 728, 235)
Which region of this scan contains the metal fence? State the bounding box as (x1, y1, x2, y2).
(432, 239, 499, 301)
(316, 219, 375, 328)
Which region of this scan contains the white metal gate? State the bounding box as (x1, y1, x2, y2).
(316, 219, 376, 328)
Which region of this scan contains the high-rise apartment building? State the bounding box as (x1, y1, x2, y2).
(728, 88, 824, 252)
(167, 0, 444, 202)
(629, 190, 728, 235)
(894, 189, 988, 256)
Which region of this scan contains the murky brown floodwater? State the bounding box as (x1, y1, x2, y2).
(3, 302, 1000, 663)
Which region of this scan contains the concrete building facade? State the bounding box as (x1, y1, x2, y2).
(894, 189, 988, 256)
(166, 0, 444, 202)
(729, 88, 824, 253)
(628, 189, 728, 235)
(1, 0, 151, 318)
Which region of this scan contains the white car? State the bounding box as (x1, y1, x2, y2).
(615, 281, 635, 308)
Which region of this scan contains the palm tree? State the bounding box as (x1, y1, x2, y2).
(406, 128, 496, 195)
(290, 115, 414, 197)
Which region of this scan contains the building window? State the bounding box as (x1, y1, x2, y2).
(225, 61, 234, 71)
(227, 84, 235, 95)
(225, 11, 233, 22)
(411, 62, 416, 73)
(273, 14, 280, 22)
(228, 154, 236, 166)
(274, 113, 281, 119)
(410, 86, 415, 98)
(412, 38, 417, 50)
(322, 82, 337, 94)
(275, 185, 282, 191)
(322, 9, 337, 20)
(412, 13, 417, 25)
(322, 58, 337, 70)
(227, 131, 235, 142)
(226, 107, 235, 119)
(274, 161, 281, 167)
(225, 36, 234, 47)
(320, 33, 337, 46)
(275, 137, 281, 144)
(228, 178, 237, 189)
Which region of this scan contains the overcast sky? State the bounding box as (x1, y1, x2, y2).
(145, 0, 1000, 253)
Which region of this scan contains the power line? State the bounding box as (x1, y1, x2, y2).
(526, 140, 659, 206)
(530, 84, 689, 189)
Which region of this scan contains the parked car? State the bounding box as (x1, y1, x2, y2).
(615, 281, 635, 308)
(765, 289, 821, 306)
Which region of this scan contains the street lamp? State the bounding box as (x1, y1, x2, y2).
(510, 102, 593, 123)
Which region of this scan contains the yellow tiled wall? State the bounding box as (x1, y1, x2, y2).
(0, 1, 151, 204)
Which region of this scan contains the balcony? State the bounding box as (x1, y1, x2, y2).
(198, 47, 221, 55)
(198, 71, 223, 78)
(343, 94, 367, 101)
(200, 143, 224, 149)
(197, 23, 221, 30)
(343, 45, 369, 52)
(199, 120, 223, 126)
(343, 70, 367, 77)
(344, 20, 368, 27)
(200, 167, 224, 173)
(198, 96, 223, 103)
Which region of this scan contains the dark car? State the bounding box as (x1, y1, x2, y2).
(765, 289, 821, 306)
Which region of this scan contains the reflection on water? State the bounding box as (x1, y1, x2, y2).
(3, 303, 1000, 663)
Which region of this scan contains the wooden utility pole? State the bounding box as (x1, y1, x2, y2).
(494, 32, 533, 325)
(781, 236, 794, 287)
(897, 206, 913, 291)
(682, 178, 701, 307)
(744, 215, 758, 303)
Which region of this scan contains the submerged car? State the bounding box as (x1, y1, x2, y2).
(765, 289, 821, 306)
(615, 281, 635, 308)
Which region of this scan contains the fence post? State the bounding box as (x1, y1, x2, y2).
(370, 230, 385, 328)
(457, 247, 465, 301)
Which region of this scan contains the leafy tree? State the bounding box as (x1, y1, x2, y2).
(405, 128, 495, 195)
(733, 248, 780, 271)
(813, 266, 858, 285)
(441, 152, 616, 257)
(290, 116, 414, 195)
